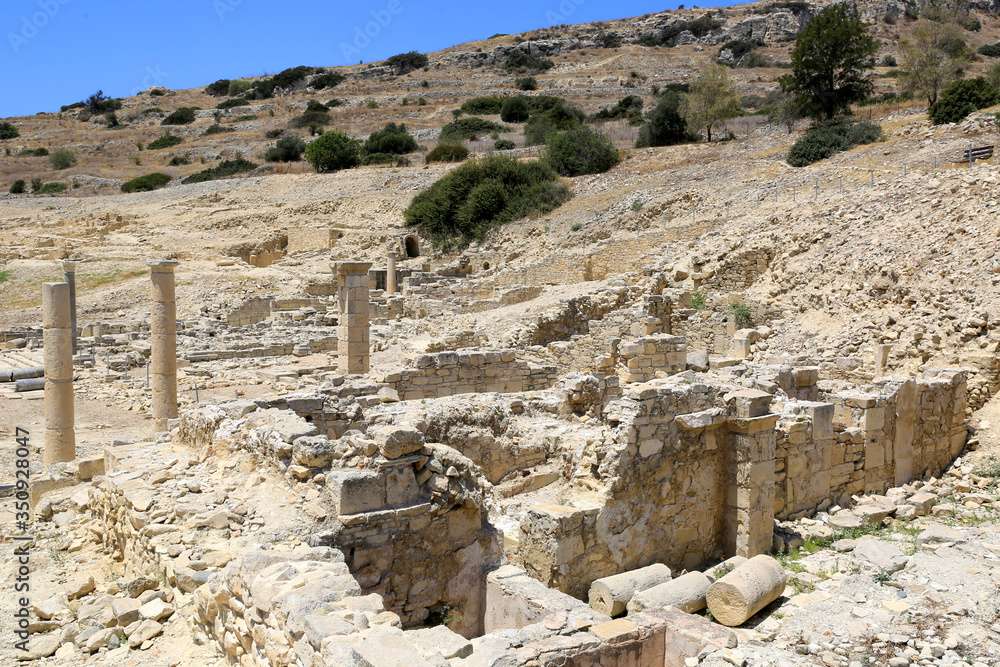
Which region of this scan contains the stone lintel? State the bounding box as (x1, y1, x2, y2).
(727, 414, 780, 435)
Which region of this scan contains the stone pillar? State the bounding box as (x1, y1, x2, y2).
(333, 262, 372, 374)
(386, 252, 397, 295)
(62, 261, 77, 353)
(42, 282, 75, 464)
(724, 390, 778, 559)
(149, 261, 179, 431)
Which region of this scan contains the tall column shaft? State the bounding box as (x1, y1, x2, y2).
(149, 261, 179, 431)
(386, 252, 397, 295)
(43, 282, 75, 464)
(63, 261, 77, 353)
(333, 262, 372, 375)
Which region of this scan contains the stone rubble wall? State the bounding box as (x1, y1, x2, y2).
(700, 246, 775, 292)
(615, 335, 688, 383)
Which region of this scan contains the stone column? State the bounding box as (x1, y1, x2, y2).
(62, 261, 77, 353)
(43, 282, 75, 464)
(149, 261, 179, 431)
(724, 390, 778, 559)
(386, 252, 397, 295)
(333, 262, 372, 374)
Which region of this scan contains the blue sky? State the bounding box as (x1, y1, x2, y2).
(0, 0, 732, 119)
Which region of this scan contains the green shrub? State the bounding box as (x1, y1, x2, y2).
(500, 97, 530, 122)
(228, 80, 252, 97)
(787, 118, 882, 166)
(105, 112, 120, 128)
(121, 173, 171, 193)
(84, 91, 122, 115)
(30, 178, 42, 192)
(881, 54, 897, 67)
(418, 97, 427, 106)
(959, 16, 981, 31)
(503, 50, 554, 73)
(635, 91, 693, 148)
(461, 96, 504, 115)
(162, 107, 197, 125)
(0, 122, 19, 139)
(928, 77, 1000, 125)
(149, 88, 166, 96)
(328, 98, 345, 108)
(290, 104, 331, 128)
(232, 114, 257, 122)
(311, 71, 345, 89)
(719, 39, 764, 66)
(204, 79, 231, 96)
(639, 15, 722, 47)
(247, 66, 315, 99)
(405, 155, 571, 251)
(49, 150, 77, 170)
(148, 133, 183, 150)
(515, 77, 538, 91)
(594, 33, 622, 48)
(36, 182, 68, 194)
(545, 126, 620, 176)
(426, 144, 470, 163)
(979, 42, 1000, 58)
(202, 124, 232, 135)
(181, 158, 258, 184)
(364, 122, 419, 154)
(731, 300, 753, 327)
(304, 132, 361, 172)
(441, 117, 506, 143)
(168, 154, 191, 166)
(60, 102, 86, 112)
(9, 179, 26, 194)
(386, 51, 429, 75)
(494, 139, 516, 150)
(362, 152, 397, 165)
(217, 98, 250, 110)
(264, 136, 307, 162)
(142, 108, 164, 114)
(32, 147, 49, 156)
(524, 104, 585, 146)
(593, 95, 644, 124)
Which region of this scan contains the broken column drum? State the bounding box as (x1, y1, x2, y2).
(63, 261, 78, 353)
(149, 261, 179, 431)
(42, 282, 75, 464)
(333, 262, 373, 374)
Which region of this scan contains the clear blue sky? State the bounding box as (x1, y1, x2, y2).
(1, 0, 732, 119)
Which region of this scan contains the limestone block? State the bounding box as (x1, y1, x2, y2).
(626, 571, 711, 615)
(706, 555, 786, 627)
(351, 627, 434, 667)
(907, 492, 937, 516)
(328, 470, 386, 515)
(588, 563, 672, 617)
(371, 425, 424, 459)
(407, 625, 473, 660)
(853, 540, 907, 573)
(705, 557, 747, 583)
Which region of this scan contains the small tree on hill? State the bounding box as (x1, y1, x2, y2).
(780, 3, 878, 119)
(683, 64, 741, 141)
(635, 91, 690, 148)
(304, 132, 360, 172)
(898, 21, 973, 104)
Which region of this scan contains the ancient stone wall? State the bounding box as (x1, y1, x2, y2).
(286, 227, 336, 254)
(615, 335, 687, 383)
(701, 246, 774, 291)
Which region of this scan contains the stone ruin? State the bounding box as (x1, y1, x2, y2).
(16, 249, 980, 666)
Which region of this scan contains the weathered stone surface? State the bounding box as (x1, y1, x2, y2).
(588, 563, 673, 616)
(706, 555, 787, 627)
(128, 620, 163, 647)
(15, 633, 60, 660)
(407, 624, 473, 660)
(627, 570, 711, 615)
(853, 540, 907, 573)
(917, 524, 966, 547)
(371, 425, 424, 459)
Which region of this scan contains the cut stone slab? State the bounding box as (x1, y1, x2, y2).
(828, 512, 863, 530)
(407, 625, 473, 660)
(687, 350, 709, 372)
(111, 597, 142, 625)
(917, 525, 966, 547)
(853, 540, 908, 573)
(351, 628, 434, 667)
(907, 492, 937, 516)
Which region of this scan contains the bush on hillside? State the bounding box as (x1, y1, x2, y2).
(304, 132, 360, 172)
(440, 118, 506, 143)
(204, 79, 231, 96)
(228, 80, 252, 96)
(162, 108, 197, 125)
(786, 118, 882, 166)
(524, 103, 585, 146)
(148, 133, 183, 150)
(181, 158, 258, 184)
(494, 139, 516, 150)
(202, 124, 232, 135)
(404, 155, 571, 251)
(32, 147, 49, 156)
(639, 15, 722, 47)
(364, 122, 419, 154)
(289, 101, 331, 128)
(928, 77, 1000, 124)
(217, 98, 250, 110)
(635, 91, 693, 148)
(500, 97, 530, 122)
(979, 42, 1000, 57)
(264, 136, 307, 162)
(426, 144, 470, 163)
(386, 52, 429, 75)
(0, 122, 20, 139)
(9, 179, 26, 194)
(247, 66, 315, 99)
(593, 95, 644, 124)
(311, 71, 345, 89)
(84, 91, 122, 115)
(168, 154, 191, 166)
(545, 126, 620, 176)
(49, 150, 77, 170)
(515, 77, 538, 91)
(719, 38, 765, 66)
(461, 97, 504, 115)
(362, 152, 397, 165)
(503, 51, 554, 73)
(121, 173, 171, 193)
(31, 178, 42, 192)
(36, 182, 68, 194)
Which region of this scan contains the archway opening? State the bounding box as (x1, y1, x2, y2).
(405, 236, 420, 258)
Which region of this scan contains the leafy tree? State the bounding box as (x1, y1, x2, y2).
(635, 91, 691, 147)
(524, 104, 585, 146)
(264, 136, 307, 162)
(0, 121, 19, 139)
(898, 22, 972, 104)
(545, 126, 620, 176)
(780, 3, 878, 119)
(363, 122, 418, 154)
(84, 90, 122, 115)
(766, 94, 804, 133)
(304, 132, 361, 172)
(683, 64, 741, 141)
(385, 51, 428, 75)
(204, 79, 231, 96)
(228, 80, 252, 96)
(9, 179, 26, 194)
(500, 97, 530, 122)
(928, 77, 1000, 124)
(49, 150, 77, 170)
(162, 107, 197, 125)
